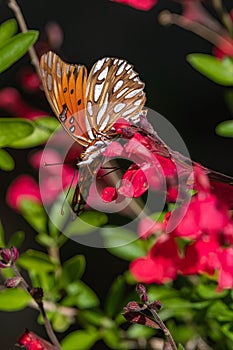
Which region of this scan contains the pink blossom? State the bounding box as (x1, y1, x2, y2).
(6, 175, 41, 211)
(111, 0, 157, 11)
(102, 186, 118, 202)
(130, 235, 181, 283)
(0, 87, 47, 119)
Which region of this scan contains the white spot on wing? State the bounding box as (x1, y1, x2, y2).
(47, 52, 53, 68)
(129, 71, 137, 79)
(99, 114, 110, 131)
(56, 62, 61, 78)
(47, 74, 52, 91)
(96, 93, 108, 124)
(94, 81, 105, 102)
(113, 80, 123, 92)
(93, 58, 106, 74)
(85, 116, 94, 139)
(87, 101, 93, 116)
(116, 62, 126, 76)
(116, 87, 129, 98)
(114, 103, 125, 113)
(125, 89, 142, 99)
(98, 66, 109, 81)
(122, 106, 137, 117)
(134, 99, 142, 106)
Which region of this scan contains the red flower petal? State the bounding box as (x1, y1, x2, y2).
(102, 187, 117, 202)
(112, 0, 157, 11)
(6, 175, 41, 211)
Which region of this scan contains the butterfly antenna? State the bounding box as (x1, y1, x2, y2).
(61, 169, 77, 215)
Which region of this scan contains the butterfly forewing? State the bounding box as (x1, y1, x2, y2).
(86, 57, 146, 133)
(40, 51, 91, 147)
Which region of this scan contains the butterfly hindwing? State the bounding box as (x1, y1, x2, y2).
(86, 57, 146, 133)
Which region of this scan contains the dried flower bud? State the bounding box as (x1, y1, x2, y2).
(5, 277, 22, 288)
(136, 283, 148, 303)
(30, 287, 44, 303)
(0, 246, 19, 268)
(148, 300, 162, 311)
(124, 301, 143, 313)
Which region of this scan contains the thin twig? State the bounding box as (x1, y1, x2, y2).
(146, 301, 178, 350)
(8, 0, 41, 79)
(159, 10, 233, 55)
(12, 264, 61, 350)
(212, 0, 233, 37)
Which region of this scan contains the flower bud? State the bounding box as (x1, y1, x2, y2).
(0, 246, 19, 268)
(30, 287, 44, 303)
(136, 283, 148, 303)
(5, 277, 22, 288)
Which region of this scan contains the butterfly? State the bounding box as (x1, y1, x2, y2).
(40, 51, 146, 215)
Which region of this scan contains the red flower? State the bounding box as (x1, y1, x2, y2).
(0, 87, 47, 119)
(179, 236, 220, 276)
(111, 0, 157, 11)
(102, 186, 118, 202)
(130, 235, 181, 283)
(218, 248, 233, 291)
(118, 164, 148, 198)
(17, 330, 56, 350)
(6, 175, 41, 211)
(138, 217, 162, 239)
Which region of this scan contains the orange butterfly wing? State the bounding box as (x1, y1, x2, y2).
(40, 51, 91, 147)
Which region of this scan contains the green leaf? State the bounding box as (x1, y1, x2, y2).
(196, 283, 228, 299)
(65, 280, 99, 308)
(221, 323, 233, 341)
(178, 344, 185, 350)
(19, 199, 47, 233)
(7, 231, 25, 248)
(101, 227, 146, 260)
(0, 31, 38, 73)
(61, 330, 100, 350)
(18, 249, 55, 273)
(103, 328, 126, 349)
(0, 288, 30, 311)
(9, 116, 57, 148)
(0, 149, 15, 171)
(79, 310, 111, 328)
(34, 116, 59, 131)
(52, 312, 70, 333)
(207, 301, 233, 321)
(128, 324, 155, 339)
(187, 54, 233, 86)
(105, 276, 126, 318)
(65, 211, 108, 237)
(0, 19, 17, 49)
(216, 120, 233, 138)
(0, 118, 34, 147)
(61, 255, 86, 284)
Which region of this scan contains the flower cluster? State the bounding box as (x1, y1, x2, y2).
(130, 165, 233, 291)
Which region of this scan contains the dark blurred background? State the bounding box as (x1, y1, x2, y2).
(0, 0, 232, 348)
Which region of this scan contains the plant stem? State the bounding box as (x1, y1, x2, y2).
(212, 0, 233, 36)
(12, 264, 61, 350)
(146, 301, 178, 350)
(159, 10, 233, 54)
(8, 0, 41, 78)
